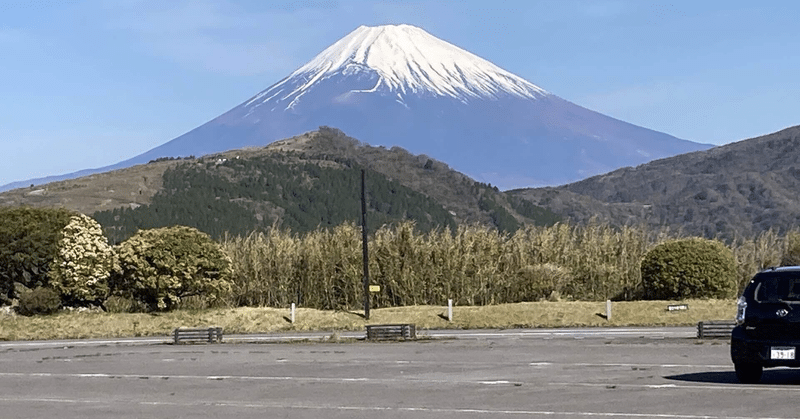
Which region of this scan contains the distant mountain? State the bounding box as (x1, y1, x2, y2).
(9, 125, 800, 241)
(0, 128, 560, 242)
(1, 24, 711, 192)
(509, 125, 800, 239)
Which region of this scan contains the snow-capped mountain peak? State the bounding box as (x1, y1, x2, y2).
(246, 24, 548, 110)
(3, 23, 714, 193)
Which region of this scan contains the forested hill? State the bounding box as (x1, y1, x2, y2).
(82, 127, 560, 243)
(92, 152, 459, 243)
(510, 125, 800, 239)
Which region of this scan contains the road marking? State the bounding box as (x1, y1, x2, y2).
(4, 371, 799, 393)
(425, 329, 693, 339)
(14, 352, 729, 370)
(570, 362, 731, 369)
(0, 327, 697, 349)
(548, 381, 800, 392)
(0, 338, 169, 348)
(0, 396, 789, 418)
(0, 371, 518, 386)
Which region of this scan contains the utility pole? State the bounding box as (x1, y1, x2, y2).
(361, 169, 370, 320)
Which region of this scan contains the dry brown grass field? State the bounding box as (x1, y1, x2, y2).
(0, 299, 735, 341)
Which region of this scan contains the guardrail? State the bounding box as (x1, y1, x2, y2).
(173, 327, 223, 344)
(366, 324, 416, 341)
(696, 320, 735, 339)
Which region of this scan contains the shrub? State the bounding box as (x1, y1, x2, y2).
(176, 295, 211, 310)
(111, 226, 233, 311)
(0, 207, 74, 303)
(103, 295, 137, 313)
(640, 238, 737, 299)
(513, 263, 572, 302)
(567, 263, 622, 301)
(48, 214, 117, 307)
(17, 286, 61, 316)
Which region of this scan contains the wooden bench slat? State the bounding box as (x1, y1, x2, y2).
(697, 320, 735, 339)
(366, 324, 416, 341)
(173, 327, 223, 344)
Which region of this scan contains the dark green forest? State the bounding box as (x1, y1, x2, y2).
(93, 153, 458, 243)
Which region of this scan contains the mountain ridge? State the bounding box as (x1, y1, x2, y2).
(5, 125, 800, 241)
(2, 24, 710, 192)
(509, 124, 800, 239)
(0, 128, 561, 241)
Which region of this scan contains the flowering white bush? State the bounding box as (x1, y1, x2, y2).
(48, 214, 117, 305)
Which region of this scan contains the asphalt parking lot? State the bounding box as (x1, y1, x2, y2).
(1, 330, 799, 418)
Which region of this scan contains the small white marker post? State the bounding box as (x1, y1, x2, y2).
(291, 303, 296, 324)
(448, 299, 453, 322)
(606, 300, 612, 321)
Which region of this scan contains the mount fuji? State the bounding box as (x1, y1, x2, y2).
(5, 24, 712, 191)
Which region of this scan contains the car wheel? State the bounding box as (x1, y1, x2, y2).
(734, 362, 763, 384)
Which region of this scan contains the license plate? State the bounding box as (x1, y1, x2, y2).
(770, 347, 796, 360)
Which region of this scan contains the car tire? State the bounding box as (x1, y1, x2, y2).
(734, 362, 763, 384)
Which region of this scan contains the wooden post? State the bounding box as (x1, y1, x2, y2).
(291, 303, 295, 324)
(606, 300, 612, 321)
(361, 169, 370, 320)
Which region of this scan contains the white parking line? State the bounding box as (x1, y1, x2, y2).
(0, 396, 790, 418)
(424, 328, 694, 339)
(569, 362, 731, 369)
(0, 327, 697, 349)
(0, 371, 522, 386)
(0, 338, 169, 348)
(548, 381, 800, 392)
(3, 370, 797, 393)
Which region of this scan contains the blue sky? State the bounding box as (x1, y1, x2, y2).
(2, 0, 799, 186)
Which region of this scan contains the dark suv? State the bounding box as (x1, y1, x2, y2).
(731, 266, 800, 383)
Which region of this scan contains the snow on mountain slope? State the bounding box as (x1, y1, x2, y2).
(245, 24, 548, 113)
(1, 24, 713, 192)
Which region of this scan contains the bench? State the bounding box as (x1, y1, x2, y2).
(697, 320, 735, 339)
(173, 327, 223, 344)
(366, 324, 416, 341)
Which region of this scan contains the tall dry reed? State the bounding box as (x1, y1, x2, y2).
(222, 221, 797, 309)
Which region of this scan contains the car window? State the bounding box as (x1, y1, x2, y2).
(754, 282, 763, 301)
(754, 273, 800, 302)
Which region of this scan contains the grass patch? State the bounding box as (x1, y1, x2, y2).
(0, 299, 736, 341)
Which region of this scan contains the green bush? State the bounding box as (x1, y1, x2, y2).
(640, 238, 737, 299)
(111, 226, 233, 311)
(17, 286, 61, 316)
(0, 207, 75, 304)
(513, 263, 572, 302)
(103, 295, 139, 313)
(176, 295, 212, 310)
